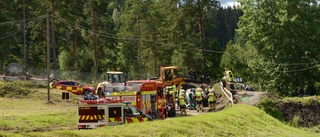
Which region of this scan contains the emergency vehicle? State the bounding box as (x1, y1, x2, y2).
(77, 102, 152, 130)
(165, 85, 179, 117)
(102, 80, 168, 119)
(51, 80, 95, 96)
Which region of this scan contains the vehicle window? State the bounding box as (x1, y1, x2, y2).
(74, 82, 80, 86)
(60, 82, 73, 85)
(119, 74, 125, 83)
(157, 87, 163, 98)
(151, 95, 156, 101)
(130, 106, 140, 115)
(124, 107, 133, 115)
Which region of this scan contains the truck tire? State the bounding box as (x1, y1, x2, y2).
(168, 110, 176, 117)
(97, 89, 105, 98)
(164, 109, 167, 119)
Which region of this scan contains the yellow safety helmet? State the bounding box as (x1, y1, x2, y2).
(196, 88, 202, 92)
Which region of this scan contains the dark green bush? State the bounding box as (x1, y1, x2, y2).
(257, 97, 283, 121)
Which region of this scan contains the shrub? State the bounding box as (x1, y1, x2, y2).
(256, 97, 283, 121)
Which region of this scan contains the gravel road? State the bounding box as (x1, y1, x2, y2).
(169, 90, 267, 118)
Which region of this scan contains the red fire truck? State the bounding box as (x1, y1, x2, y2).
(138, 80, 167, 119)
(82, 80, 167, 119)
(77, 102, 153, 130)
(95, 80, 167, 119)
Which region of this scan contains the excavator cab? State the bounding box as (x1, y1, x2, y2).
(96, 71, 126, 98)
(107, 71, 125, 83)
(158, 66, 186, 89)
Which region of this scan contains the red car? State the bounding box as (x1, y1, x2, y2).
(52, 80, 96, 96)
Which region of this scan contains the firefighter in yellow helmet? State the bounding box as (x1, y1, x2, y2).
(225, 68, 233, 82)
(195, 88, 204, 112)
(207, 89, 216, 111)
(178, 92, 187, 116)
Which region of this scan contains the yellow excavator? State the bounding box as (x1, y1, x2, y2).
(155, 66, 210, 90)
(158, 66, 186, 90)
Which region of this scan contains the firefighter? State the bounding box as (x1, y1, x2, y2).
(225, 68, 233, 82)
(178, 92, 187, 116)
(25, 72, 32, 80)
(195, 88, 204, 112)
(207, 89, 216, 111)
(188, 89, 196, 110)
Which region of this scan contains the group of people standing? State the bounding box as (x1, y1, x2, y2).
(176, 67, 235, 116)
(178, 86, 217, 116)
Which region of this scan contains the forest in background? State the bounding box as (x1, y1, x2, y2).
(1, 0, 319, 96)
(0, 0, 241, 80)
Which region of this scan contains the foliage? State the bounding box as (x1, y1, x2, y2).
(257, 96, 283, 121)
(283, 96, 320, 106)
(0, 81, 47, 98)
(221, 0, 320, 95)
(1, 94, 319, 137)
(0, 0, 241, 82)
(289, 115, 302, 128)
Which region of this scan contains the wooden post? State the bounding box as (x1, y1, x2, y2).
(153, 34, 157, 76)
(47, 13, 51, 103)
(2, 112, 4, 131)
(51, 0, 57, 78)
(138, 1, 141, 79)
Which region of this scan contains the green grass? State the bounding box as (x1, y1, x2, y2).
(0, 81, 319, 137)
(283, 96, 320, 105)
(1, 102, 319, 137)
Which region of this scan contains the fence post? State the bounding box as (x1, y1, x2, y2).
(2, 112, 3, 131)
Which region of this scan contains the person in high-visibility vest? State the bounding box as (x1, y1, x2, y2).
(195, 88, 203, 112)
(207, 89, 216, 111)
(49, 82, 54, 89)
(225, 68, 233, 82)
(178, 93, 187, 116)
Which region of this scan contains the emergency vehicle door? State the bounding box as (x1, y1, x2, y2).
(106, 103, 124, 126)
(126, 105, 151, 123)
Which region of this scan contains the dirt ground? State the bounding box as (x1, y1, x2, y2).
(237, 91, 267, 106)
(267, 94, 320, 128)
(169, 90, 267, 118)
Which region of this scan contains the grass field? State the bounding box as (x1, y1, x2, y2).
(0, 81, 319, 137)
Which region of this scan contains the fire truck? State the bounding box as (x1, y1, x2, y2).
(77, 102, 152, 130)
(102, 80, 167, 119)
(164, 85, 178, 117)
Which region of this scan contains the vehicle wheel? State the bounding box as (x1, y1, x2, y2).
(168, 111, 173, 117)
(83, 90, 91, 96)
(97, 89, 101, 98)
